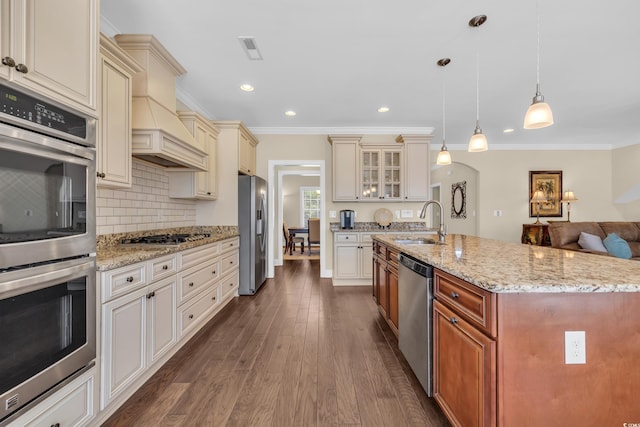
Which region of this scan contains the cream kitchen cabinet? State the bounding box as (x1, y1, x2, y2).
(100, 255, 177, 409)
(97, 34, 141, 189)
(169, 112, 219, 199)
(360, 146, 402, 200)
(213, 120, 258, 176)
(332, 232, 376, 285)
(6, 367, 96, 427)
(397, 134, 431, 201)
(329, 135, 361, 201)
(0, 0, 98, 115)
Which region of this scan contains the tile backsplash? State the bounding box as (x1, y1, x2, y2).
(96, 160, 196, 235)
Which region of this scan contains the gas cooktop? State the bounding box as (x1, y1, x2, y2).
(121, 233, 211, 246)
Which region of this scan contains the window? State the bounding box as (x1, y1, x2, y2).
(300, 187, 321, 225)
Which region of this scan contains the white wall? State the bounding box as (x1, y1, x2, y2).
(282, 175, 320, 227)
(431, 162, 479, 236)
(445, 149, 625, 242)
(612, 144, 640, 219)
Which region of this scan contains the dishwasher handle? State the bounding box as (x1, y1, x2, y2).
(398, 253, 433, 278)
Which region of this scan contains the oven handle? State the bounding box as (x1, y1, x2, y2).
(0, 257, 95, 300)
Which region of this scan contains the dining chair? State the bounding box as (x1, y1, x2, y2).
(307, 218, 320, 255)
(283, 222, 305, 255)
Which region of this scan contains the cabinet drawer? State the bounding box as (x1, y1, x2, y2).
(181, 243, 219, 271)
(434, 269, 496, 337)
(220, 251, 239, 275)
(220, 269, 239, 300)
(11, 368, 95, 427)
(178, 286, 219, 338)
(335, 233, 359, 243)
(178, 260, 219, 305)
(386, 247, 399, 268)
(220, 237, 239, 253)
(149, 254, 178, 281)
(101, 262, 146, 301)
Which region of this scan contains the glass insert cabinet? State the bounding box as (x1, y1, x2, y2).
(360, 148, 402, 200)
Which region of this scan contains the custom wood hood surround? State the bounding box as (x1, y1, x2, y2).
(114, 34, 206, 170)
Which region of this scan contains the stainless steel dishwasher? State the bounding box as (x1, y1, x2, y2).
(398, 253, 434, 396)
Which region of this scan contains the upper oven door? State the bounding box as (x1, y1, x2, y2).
(0, 123, 96, 269)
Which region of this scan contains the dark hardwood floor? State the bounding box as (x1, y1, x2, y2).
(102, 259, 450, 426)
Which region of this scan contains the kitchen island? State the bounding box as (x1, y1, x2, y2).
(374, 233, 640, 427)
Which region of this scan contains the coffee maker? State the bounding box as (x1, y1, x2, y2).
(340, 210, 355, 229)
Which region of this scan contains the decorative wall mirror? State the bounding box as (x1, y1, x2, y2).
(451, 181, 467, 219)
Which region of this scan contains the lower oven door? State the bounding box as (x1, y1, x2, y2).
(0, 256, 96, 423)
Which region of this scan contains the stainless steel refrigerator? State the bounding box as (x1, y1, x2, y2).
(238, 175, 268, 295)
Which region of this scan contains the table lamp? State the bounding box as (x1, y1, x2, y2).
(530, 190, 547, 224)
(561, 191, 578, 222)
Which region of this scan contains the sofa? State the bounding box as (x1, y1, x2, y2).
(548, 221, 640, 260)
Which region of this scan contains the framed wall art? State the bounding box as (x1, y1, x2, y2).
(451, 181, 467, 219)
(529, 170, 563, 218)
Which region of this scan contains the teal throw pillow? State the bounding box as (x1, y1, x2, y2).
(603, 233, 632, 259)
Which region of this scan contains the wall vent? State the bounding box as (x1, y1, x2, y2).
(238, 37, 263, 60)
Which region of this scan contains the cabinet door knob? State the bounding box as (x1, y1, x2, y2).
(212, 270, 216, 274)
(207, 192, 211, 195)
(15, 63, 28, 73)
(212, 296, 216, 301)
(189, 282, 194, 287)
(449, 317, 458, 325)
(189, 314, 194, 319)
(450, 292, 459, 299)
(126, 276, 134, 282)
(50, 423, 60, 427)
(162, 265, 169, 270)
(2, 56, 15, 67)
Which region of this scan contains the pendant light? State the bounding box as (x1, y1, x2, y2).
(436, 58, 452, 166)
(468, 15, 488, 153)
(524, 1, 554, 129)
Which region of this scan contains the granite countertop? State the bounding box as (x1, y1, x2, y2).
(330, 221, 437, 233)
(374, 233, 640, 293)
(96, 228, 239, 271)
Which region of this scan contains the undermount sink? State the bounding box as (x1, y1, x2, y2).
(393, 237, 442, 245)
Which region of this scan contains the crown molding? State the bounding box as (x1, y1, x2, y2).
(249, 126, 435, 135)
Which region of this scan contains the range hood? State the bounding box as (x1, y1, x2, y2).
(114, 34, 207, 170)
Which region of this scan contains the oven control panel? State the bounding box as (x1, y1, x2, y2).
(0, 83, 87, 139)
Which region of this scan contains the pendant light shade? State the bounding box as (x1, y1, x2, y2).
(436, 58, 452, 166)
(524, 84, 554, 128)
(524, 2, 553, 129)
(468, 15, 488, 153)
(468, 126, 488, 152)
(436, 148, 452, 165)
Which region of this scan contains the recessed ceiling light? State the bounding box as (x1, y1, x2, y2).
(240, 83, 254, 92)
(285, 110, 296, 116)
(503, 128, 515, 133)
(378, 106, 390, 113)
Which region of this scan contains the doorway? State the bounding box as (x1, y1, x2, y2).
(268, 160, 329, 278)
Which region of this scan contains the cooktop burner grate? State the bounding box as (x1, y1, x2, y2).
(121, 233, 211, 245)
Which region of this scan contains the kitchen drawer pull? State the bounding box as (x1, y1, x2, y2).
(450, 291, 459, 299)
(50, 423, 60, 427)
(212, 270, 216, 274)
(126, 276, 134, 282)
(449, 317, 458, 325)
(15, 63, 28, 73)
(189, 282, 194, 287)
(147, 291, 155, 299)
(162, 265, 169, 270)
(189, 314, 194, 319)
(2, 56, 16, 67)
(229, 282, 233, 287)
(212, 296, 216, 301)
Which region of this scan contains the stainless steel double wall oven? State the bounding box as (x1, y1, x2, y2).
(0, 82, 97, 423)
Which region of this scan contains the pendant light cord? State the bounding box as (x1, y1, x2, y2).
(442, 71, 447, 148)
(536, 1, 541, 90)
(475, 51, 480, 125)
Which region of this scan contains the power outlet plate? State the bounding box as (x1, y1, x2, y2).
(564, 331, 586, 364)
(401, 209, 413, 218)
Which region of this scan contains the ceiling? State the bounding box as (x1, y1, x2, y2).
(100, 0, 640, 150)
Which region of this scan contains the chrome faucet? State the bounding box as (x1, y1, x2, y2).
(419, 200, 447, 243)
